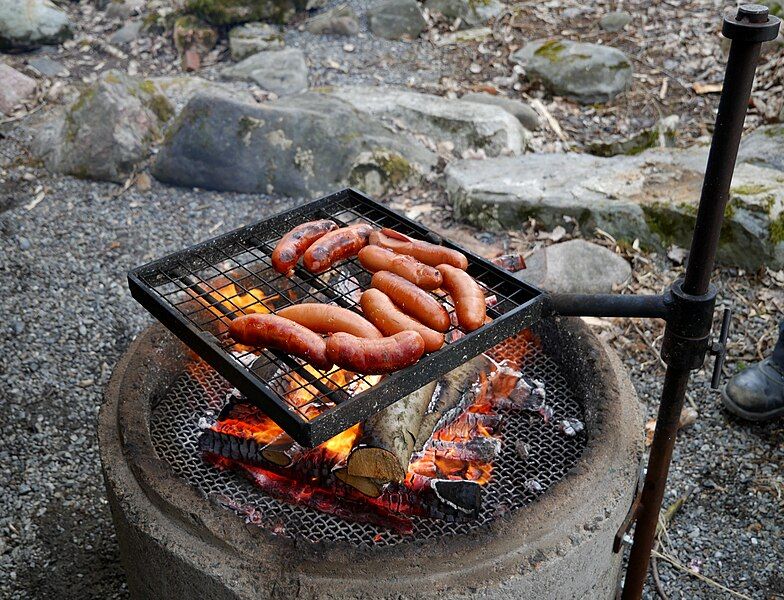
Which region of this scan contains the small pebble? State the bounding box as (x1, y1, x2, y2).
(18, 237, 31, 250)
(343, 43, 355, 53)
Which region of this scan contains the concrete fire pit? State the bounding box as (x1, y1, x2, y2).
(99, 317, 643, 599)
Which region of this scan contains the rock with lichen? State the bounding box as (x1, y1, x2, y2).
(445, 145, 784, 269)
(222, 48, 308, 95)
(152, 91, 436, 197)
(31, 70, 173, 183)
(368, 0, 426, 40)
(587, 115, 679, 157)
(738, 124, 784, 173)
(185, 0, 301, 25)
(0, 0, 72, 50)
(511, 38, 633, 104)
(304, 4, 359, 36)
(424, 0, 505, 29)
(228, 22, 284, 60)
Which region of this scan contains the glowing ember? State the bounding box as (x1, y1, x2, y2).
(200, 329, 541, 530)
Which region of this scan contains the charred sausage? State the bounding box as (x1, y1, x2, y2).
(358, 246, 442, 290)
(369, 228, 469, 270)
(271, 220, 338, 275)
(371, 271, 451, 333)
(303, 223, 375, 273)
(360, 289, 444, 352)
(437, 264, 486, 332)
(325, 331, 425, 375)
(228, 314, 332, 370)
(277, 304, 382, 339)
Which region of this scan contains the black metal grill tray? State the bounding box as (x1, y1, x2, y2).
(128, 188, 546, 447)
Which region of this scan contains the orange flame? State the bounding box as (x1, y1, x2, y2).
(202, 282, 278, 320)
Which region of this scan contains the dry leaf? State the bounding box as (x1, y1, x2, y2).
(645, 406, 699, 446)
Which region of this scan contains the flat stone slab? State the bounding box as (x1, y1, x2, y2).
(518, 239, 631, 294)
(368, 0, 426, 40)
(222, 48, 308, 95)
(328, 85, 530, 157)
(0, 63, 37, 114)
(0, 0, 72, 50)
(738, 124, 784, 173)
(446, 147, 784, 269)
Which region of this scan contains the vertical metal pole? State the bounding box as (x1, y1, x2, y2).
(621, 6, 780, 599)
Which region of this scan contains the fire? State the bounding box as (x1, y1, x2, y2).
(195, 281, 278, 321)
(322, 424, 361, 457)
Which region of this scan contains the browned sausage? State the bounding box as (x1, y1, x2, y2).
(358, 246, 442, 290)
(303, 223, 374, 273)
(437, 264, 486, 332)
(360, 289, 444, 352)
(325, 331, 425, 374)
(228, 314, 332, 370)
(271, 220, 338, 275)
(277, 304, 382, 339)
(371, 271, 450, 332)
(368, 228, 469, 270)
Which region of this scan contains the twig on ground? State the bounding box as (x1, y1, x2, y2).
(0, 102, 47, 126)
(525, 96, 570, 142)
(652, 550, 753, 600)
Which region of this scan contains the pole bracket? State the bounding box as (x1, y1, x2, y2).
(660, 279, 717, 371)
(613, 460, 646, 553)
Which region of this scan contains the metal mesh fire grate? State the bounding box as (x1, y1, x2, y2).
(149, 331, 587, 546)
(130, 189, 546, 447)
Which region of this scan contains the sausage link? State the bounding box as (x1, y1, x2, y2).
(371, 271, 451, 332)
(271, 220, 338, 275)
(437, 264, 486, 332)
(360, 289, 444, 352)
(368, 229, 469, 270)
(277, 304, 382, 339)
(228, 314, 332, 370)
(325, 331, 425, 375)
(358, 246, 442, 290)
(303, 223, 374, 273)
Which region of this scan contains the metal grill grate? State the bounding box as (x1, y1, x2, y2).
(149, 333, 586, 546)
(131, 189, 546, 447)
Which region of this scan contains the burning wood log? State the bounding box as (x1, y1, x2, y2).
(345, 380, 437, 483)
(333, 466, 384, 498)
(261, 432, 305, 467)
(344, 355, 492, 484)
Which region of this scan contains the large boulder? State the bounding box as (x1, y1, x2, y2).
(0, 63, 37, 115)
(304, 4, 359, 36)
(517, 240, 631, 294)
(424, 0, 505, 29)
(738, 124, 784, 172)
(184, 0, 300, 25)
(445, 147, 784, 270)
(511, 39, 632, 104)
(0, 0, 72, 50)
(368, 0, 427, 40)
(222, 48, 308, 95)
(327, 86, 530, 157)
(152, 92, 436, 198)
(32, 71, 173, 183)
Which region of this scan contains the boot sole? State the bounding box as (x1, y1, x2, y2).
(721, 385, 784, 422)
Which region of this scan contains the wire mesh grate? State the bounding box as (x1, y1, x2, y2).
(131, 189, 545, 446)
(149, 332, 587, 546)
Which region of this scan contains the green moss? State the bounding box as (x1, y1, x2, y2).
(375, 153, 411, 186)
(763, 124, 784, 137)
(677, 201, 697, 217)
(139, 79, 157, 95)
(103, 72, 121, 85)
(534, 39, 566, 62)
(731, 183, 771, 195)
(148, 93, 174, 123)
(770, 213, 784, 244)
(185, 0, 296, 26)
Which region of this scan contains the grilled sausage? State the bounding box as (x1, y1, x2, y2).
(228, 314, 332, 370)
(369, 228, 469, 270)
(358, 246, 442, 290)
(360, 289, 445, 352)
(437, 264, 486, 332)
(325, 331, 425, 375)
(371, 271, 450, 332)
(303, 223, 375, 273)
(271, 220, 338, 275)
(277, 304, 382, 339)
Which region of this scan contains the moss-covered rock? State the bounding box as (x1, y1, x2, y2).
(31, 70, 173, 183)
(445, 146, 784, 270)
(511, 38, 632, 104)
(185, 0, 298, 26)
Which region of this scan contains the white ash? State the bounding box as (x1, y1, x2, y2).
(559, 418, 584, 437)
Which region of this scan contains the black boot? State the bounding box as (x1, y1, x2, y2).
(722, 320, 784, 422)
